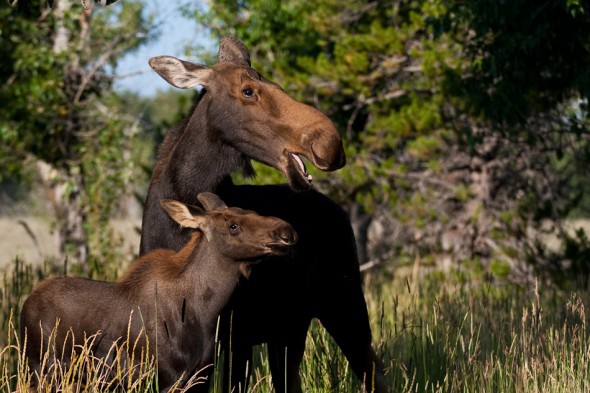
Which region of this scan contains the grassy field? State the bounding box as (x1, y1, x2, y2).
(1, 256, 590, 392)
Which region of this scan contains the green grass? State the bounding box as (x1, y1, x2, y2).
(365, 269, 590, 393)
(2, 257, 590, 392)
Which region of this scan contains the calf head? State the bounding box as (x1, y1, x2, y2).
(160, 192, 297, 272)
(148, 36, 345, 191)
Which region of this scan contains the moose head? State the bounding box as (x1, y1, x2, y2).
(148, 36, 345, 191)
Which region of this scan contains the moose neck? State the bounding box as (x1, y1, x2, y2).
(128, 233, 243, 319)
(140, 93, 249, 254)
(176, 234, 243, 321)
(161, 92, 249, 198)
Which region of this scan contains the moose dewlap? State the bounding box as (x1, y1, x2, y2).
(19, 192, 297, 392)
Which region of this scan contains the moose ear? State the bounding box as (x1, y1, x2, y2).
(217, 36, 251, 66)
(197, 192, 228, 211)
(160, 199, 204, 229)
(149, 56, 213, 89)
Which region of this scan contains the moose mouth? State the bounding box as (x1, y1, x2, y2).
(285, 151, 313, 191)
(280, 142, 345, 192)
(265, 242, 293, 256)
(291, 153, 312, 183)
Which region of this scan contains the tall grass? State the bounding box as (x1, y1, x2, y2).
(363, 267, 590, 393)
(0, 258, 207, 392)
(2, 256, 590, 392)
(1, 313, 207, 392)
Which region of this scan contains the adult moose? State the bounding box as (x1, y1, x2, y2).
(21, 192, 297, 392)
(142, 37, 389, 393)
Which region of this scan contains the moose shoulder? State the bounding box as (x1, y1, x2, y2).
(20, 192, 297, 392)
(142, 36, 389, 393)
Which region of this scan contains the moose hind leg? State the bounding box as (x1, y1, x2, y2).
(317, 283, 389, 393)
(267, 336, 307, 393)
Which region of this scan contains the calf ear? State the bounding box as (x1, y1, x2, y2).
(160, 199, 204, 229)
(149, 56, 213, 89)
(197, 192, 228, 211)
(239, 262, 252, 279)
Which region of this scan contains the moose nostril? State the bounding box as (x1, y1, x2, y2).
(311, 140, 346, 171)
(276, 226, 297, 245)
(335, 145, 346, 168)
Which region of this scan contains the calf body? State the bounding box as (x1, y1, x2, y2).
(20, 193, 297, 392)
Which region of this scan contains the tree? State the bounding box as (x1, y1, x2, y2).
(187, 0, 590, 284)
(435, 0, 590, 283)
(0, 0, 152, 272)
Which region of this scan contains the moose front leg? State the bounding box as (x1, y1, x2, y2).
(220, 330, 253, 393)
(267, 338, 306, 393)
(317, 282, 390, 393)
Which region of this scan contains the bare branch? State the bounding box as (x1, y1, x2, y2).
(343, 90, 406, 111)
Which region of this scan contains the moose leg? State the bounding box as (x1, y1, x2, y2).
(317, 283, 389, 393)
(267, 333, 307, 393)
(220, 335, 253, 393)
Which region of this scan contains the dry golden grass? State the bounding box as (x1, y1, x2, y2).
(1, 311, 208, 393)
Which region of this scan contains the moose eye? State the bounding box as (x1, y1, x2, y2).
(229, 223, 240, 233)
(242, 87, 254, 98)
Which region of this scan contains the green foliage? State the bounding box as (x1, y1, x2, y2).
(119, 88, 196, 149)
(186, 0, 590, 283)
(489, 259, 511, 280)
(0, 2, 65, 177)
(0, 0, 154, 268)
(436, 0, 590, 126)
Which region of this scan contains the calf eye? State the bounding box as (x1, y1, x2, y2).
(229, 223, 240, 233)
(242, 87, 254, 98)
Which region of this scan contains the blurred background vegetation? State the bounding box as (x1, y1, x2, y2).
(195, 0, 590, 289)
(3, 0, 590, 287)
(2, 1, 590, 391)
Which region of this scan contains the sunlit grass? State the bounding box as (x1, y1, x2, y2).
(362, 267, 590, 393)
(1, 312, 207, 392)
(2, 256, 590, 392)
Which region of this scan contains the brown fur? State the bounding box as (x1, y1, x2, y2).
(20, 193, 297, 392)
(141, 37, 389, 393)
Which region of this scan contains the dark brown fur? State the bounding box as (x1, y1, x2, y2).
(20, 193, 297, 392)
(141, 37, 389, 393)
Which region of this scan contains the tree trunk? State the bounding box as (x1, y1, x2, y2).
(53, 0, 72, 53)
(36, 161, 89, 270)
(46, 0, 90, 270)
(348, 202, 371, 264)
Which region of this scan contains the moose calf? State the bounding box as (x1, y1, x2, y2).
(20, 192, 297, 392)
